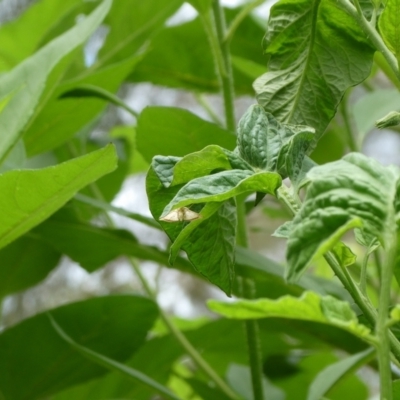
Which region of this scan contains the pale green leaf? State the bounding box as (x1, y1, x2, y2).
(0, 144, 117, 250)
(287, 153, 399, 282)
(0, 0, 111, 163)
(152, 155, 182, 187)
(379, 0, 400, 67)
(160, 169, 281, 218)
(307, 348, 375, 400)
(254, 0, 374, 140)
(208, 291, 371, 340)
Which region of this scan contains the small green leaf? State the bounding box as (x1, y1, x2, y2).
(379, 0, 400, 68)
(161, 169, 281, 218)
(376, 110, 400, 129)
(331, 242, 357, 268)
(272, 221, 294, 238)
(208, 291, 371, 340)
(307, 348, 375, 400)
(0, 144, 117, 250)
(152, 155, 181, 187)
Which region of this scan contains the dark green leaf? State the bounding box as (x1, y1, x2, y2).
(0, 295, 158, 399)
(50, 316, 180, 400)
(0, 0, 111, 163)
(254, 0, 374, 140)
(0, 235, 60, 298)
(137, 107, 236, 162)
(0, 144, 117, 251)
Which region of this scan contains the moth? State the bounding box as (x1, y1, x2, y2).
(160, 207, 201, 222)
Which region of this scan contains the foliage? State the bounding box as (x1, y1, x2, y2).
(2, 0, 400, 399)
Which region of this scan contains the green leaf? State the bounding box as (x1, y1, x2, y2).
(152, 155, 182, 187)
(379, 0, 400, 67)
(0, 144, 117, 251)
(50, 316, 180, 400)
(24, 56, 138, 156)
(0, 0, 111, 163)
(286, 153, 399, 282)
(0, 295, 158, 399)
(237, 105, 314, 172)
(394, 379, 400, 399)
(137, 107, 236, 162)
(171, 145, 253, 187)
(175, 199, 237, 295)
(254, 0, 374, 140)
(0, 0, 83, 72)
(208, 291, 371, 340)
(33, 208, 193, 273)
(96, 0, 184, 69)
(307, 348, 374, 400)
(160, 169, 281, 218)
(0, 235, 60, 298)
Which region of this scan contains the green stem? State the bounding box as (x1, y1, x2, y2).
(359, 251, 369, 296)
(129, 258, 240, 400)
(277, 186, 400, 363)
(201, 1, 236, 131)
(194, 93, 224, 126)
(236, 195, 265, 400)
(374, 52, 400, 91)
(375, 234, 396, 400)
(337, 0, 400, 81)
(340, 90, 358, 152)
(224, 0, 265, 43)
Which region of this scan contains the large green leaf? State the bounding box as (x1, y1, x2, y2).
(286, 152, 399, 282)
(379, 0, 400, 67)
(160, 169, 281, 218)
(0, 0, 82, 72)
(0, 235, 60, 298)
(254, 0, 374, 140)
(307, 347, 374, 400)
(208, 291, 372, 340)
(0, 144, 117, 251)
(0, 295, 158, 400)
(0, 0, 111, 163)
(137, 107, 236, 161)
(23, 56, 138, 156)
(94, 0, 183, 69)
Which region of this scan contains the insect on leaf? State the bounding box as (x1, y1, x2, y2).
(160, 207, 201, 222)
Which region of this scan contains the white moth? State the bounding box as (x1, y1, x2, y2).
(160, 207, 201, 222)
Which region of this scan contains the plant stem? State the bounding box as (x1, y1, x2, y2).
(129, 258, 240, 400)
(375, 233, 396, 400)
(201, 0, 236, 131)
(337, 0, 400, 81)
(340, 90, 358, 152)
(375, 52, 400, 91)
(194, 93, 224, 126)
(236, 195, 265, 400)
(224, 0, 265, 43)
